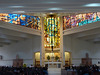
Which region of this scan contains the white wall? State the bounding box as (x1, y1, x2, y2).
(92, 44, 100, 65)
(63, 35, 94, 66)
(0, 36, 41, 66)
(1, 34, 100, 67)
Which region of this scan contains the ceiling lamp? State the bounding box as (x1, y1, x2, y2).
(9, 6, 24, 8)
(83, 3, 100, 7)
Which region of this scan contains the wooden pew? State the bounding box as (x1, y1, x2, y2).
(61, 69, 67, 75)
(93, 72, 100, 75)
(61, 69, 77, 75)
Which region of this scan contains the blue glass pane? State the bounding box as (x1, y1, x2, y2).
(8, 14, 18, 24)
(20, 15, 26, 26)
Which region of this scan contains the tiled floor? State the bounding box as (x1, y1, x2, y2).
(48, 68, 61, 75)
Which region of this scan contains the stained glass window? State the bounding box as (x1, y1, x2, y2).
(44, 17, 60, 48)
(26, 16, 41, 30)
(7, 14, 18, 24)
(20, 15, 26, 26)
(97, 12, 100, 21)
(0, 13, 41, 30)
(63, 12, 100, 30)
(0, 13, 8, 22)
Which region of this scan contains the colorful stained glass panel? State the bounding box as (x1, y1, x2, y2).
(0, 13, 41, 30)
(63, 12, 100, 30)
(44, 17, 60, 48)
(0, 13, 8, 22)
(8, 14, 18, 24)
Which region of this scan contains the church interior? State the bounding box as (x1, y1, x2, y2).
(0, 0, 100, 75)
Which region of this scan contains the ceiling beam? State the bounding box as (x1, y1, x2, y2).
(71, 27, 100, 38)
(0, 28, 36, 39)
(0, 39, 14, 43)
(0, 42, 10, 45)
(0, 34, 25, 41)
(0, 45, 3, 47)
(78, 34, 100, 40)
(0, 38, 18, 43)
(0, 43, 9, 46)
(92, 38, 100, 42)
(94, 41, 100, 44)
(0, 21, 41, 36)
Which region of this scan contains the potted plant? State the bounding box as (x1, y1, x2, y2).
(47, 55, 50, 67)
(55, 56, 59, 61)
(47, 55, 50, 61)
(23, 63, 27, 67)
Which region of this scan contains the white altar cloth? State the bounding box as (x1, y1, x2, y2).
(45, 62, 61, 68)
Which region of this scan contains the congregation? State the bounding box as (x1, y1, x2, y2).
(63, 65, 100, 75)
(0, 66, 48, 75)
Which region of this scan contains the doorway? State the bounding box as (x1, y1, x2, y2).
(34, 52, 40, 66)
(65, 52, 71, 66)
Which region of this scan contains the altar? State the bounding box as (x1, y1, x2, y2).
(45, 62, 61, 68)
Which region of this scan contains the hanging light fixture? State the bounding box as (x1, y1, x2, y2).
(51, 46, 54, 62)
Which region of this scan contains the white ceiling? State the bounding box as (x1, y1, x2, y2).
(0, 0, 100, 13)
(0, 21, 41, 47)
(63, 21, 100, 44)
(0, 27, 38, 47)
(0, 0, 100, 46)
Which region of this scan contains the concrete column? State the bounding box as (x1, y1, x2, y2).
(60, 16, 65, 68)
(40, 16, 45, 67)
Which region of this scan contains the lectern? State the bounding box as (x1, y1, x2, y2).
(82, 53, 92, 65)
(13, 54, 23, 67)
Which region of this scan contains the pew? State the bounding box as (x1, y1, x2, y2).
(0, 66, 48, 75)
(61, 69, 77, 75)
(93, 72, 100, 75)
